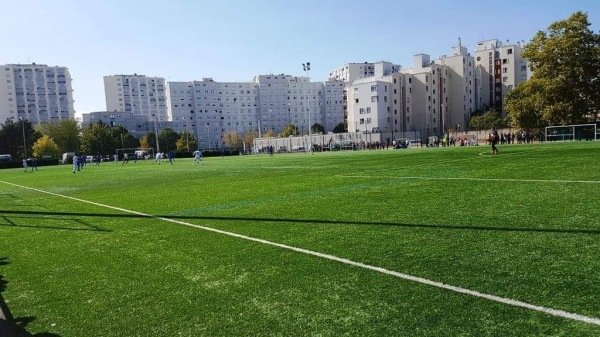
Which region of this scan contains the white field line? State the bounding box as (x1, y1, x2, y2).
(2, 180, 599, 326)
(338, 175, 600, 184)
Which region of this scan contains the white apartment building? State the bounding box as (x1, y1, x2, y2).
(104, 74, 168, 121)
(329, 61, 401, 83)
(434, 39, 476, 131)
(474, 39, 529, 115)
(0, 63, 75, 123)
(167, 78, 259, 149)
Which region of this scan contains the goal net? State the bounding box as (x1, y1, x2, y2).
(545, 124, 597, 142)
(116, 148, 155, 160)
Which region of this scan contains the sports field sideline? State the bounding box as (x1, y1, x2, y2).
(1, 141, 599, 336)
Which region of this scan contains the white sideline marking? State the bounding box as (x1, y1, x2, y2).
(339, 175, 600, 184)
(2, 180, 600, 326)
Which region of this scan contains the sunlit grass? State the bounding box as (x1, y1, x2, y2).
(1, 141, 599, 336)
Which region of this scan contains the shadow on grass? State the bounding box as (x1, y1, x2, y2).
(0, 215, 110, 233)
(0, 258, 61, 337)
(0, 209, 598, 236)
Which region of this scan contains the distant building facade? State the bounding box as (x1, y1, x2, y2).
(104, 74, 168, 121)
(473, 39, 529, 115)
(0, 63, 75, 123)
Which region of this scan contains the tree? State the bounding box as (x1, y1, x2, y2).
(35, 119, 80, 153)
(176, 131, 197, 152)
(332, 123, 346, 133)
(80, 121, 115, 155)
(263, 129, 275, 138)
(32, 135, 61, 159)
(222, 130, 243, 148)
(109, 125, 138, 149)
(519, 11, 600, 124)
(0, 118, 40, 159)
(311, 123, 325, 134)
(504, 80, 546, 130)
(469, 110, 502, 130)
(158, 128, 179, 152)
(139, 132, 156, 151)
(279, 124, 298, 137)
(244, 130, 258, 148)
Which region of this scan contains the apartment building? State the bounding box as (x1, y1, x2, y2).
(166, 78, 259, 149)
(474, 39, 529, 115)
(104, 74, 168, 121)
(0, 63, 75, 123)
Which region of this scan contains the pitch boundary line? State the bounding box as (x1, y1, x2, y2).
(2, 180, 599, 326)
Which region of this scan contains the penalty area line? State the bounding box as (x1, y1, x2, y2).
(337, 175, 600, 184)
(2, 180, 599, 327)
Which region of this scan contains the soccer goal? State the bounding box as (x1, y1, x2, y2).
(545, 124, 597, 142)
(116, 148, 155, 161)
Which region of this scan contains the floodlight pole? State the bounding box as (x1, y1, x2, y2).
(303, 62, 311, 149)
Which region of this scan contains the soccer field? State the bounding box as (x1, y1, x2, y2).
(1, 142, 599, 336)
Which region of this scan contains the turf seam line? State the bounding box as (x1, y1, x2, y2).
(2, 180, 599, 327)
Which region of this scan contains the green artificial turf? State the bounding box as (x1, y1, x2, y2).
(1, 141, 599, 336)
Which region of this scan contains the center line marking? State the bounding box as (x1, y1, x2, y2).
(2, 180, 599, 326)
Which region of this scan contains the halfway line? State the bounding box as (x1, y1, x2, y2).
(2, 180, 599, 326)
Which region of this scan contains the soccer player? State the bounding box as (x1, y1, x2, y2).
(193, 150, 203, 164)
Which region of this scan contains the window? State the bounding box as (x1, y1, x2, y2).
(355, 98, 359, 103)
(370, 85, 377, 92)
(507, 48, 513, 55)
(371, 96, 378, 102)
(366, 107, 371, 114)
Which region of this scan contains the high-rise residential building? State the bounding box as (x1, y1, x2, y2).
(329, 61, 401, 83)
(435, 39, 476, 131)
(166, 78, 259, 149)
(163, 75, 345, 149)
(0, 63, 75, 123)
(104, 74, 168, 121)
(474, 39, 529, 116)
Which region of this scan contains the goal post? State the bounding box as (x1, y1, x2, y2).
(545, 124, 597, 142)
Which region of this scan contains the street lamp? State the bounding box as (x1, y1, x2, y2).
(19, 117, 27, 159)
(302, 62, 311, 148)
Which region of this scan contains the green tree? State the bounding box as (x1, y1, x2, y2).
(158, 128, 179, 152)
(311, 123, 325, 134)
(176, 131, 197, 152)
(140, 132, 157, 151)
(35, 119, 80, 153)
(80, 121, 115, 155)
(279, 124, 298, 137)
(110, 125, 138, 149)
(32, 135, 61, 159)
(504, 80, 546, 130)
(0, 118, 40, 159)
(222, 130, 243, 148)
(332, 123, 346, 133)
(519, 11, 600, 124)
(469, 110, 502, 130)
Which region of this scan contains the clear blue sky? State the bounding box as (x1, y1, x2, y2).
(1, 0, 598, 115)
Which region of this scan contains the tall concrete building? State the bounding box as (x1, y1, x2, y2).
(434, 39, 476, 131)
(166, 78, 259, 149)
(0, 63, 75, 123)
(474, 39, 529, 115)
(164, 75, 345, 149)
(104, 74, 168, 121)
